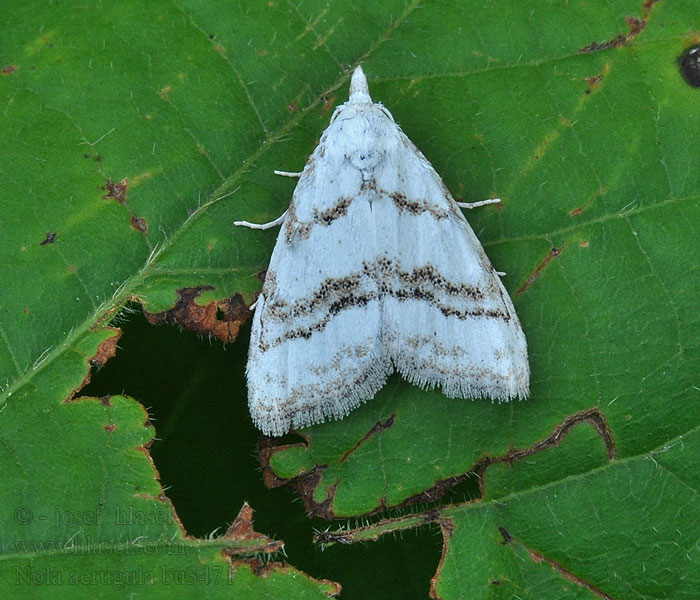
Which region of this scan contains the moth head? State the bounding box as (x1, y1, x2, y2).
(349, 65, 372, 103)
(330, 65, 396, 124)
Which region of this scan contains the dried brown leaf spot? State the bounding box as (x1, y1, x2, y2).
(584, 74, 604, 95)
(322, 96, 337, 113)
(579, 12, 652, 53)
(144, 286, 251, 343)
(66, 327, 122, 401)
(130, 216, 148, 234)
(222, 502, 283, 555)
(103, 178, 128, 204)
(90, 330, 121, 367)
(259, 417, 399, 520)
(516, 247, 562, 295)
(40, 232, 57, 245)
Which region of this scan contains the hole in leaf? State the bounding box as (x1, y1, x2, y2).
(83, 305, 442, 598)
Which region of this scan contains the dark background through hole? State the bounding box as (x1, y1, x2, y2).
(82, 307, 444, 599)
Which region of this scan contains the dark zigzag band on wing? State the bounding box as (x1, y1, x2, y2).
(283, 187, 458, 243)
(283, 195, 353, 243)
(257, 259, 511, 352)
(267, 259, 490, 319)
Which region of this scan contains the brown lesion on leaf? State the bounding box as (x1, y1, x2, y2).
(584, 73, 604, 95)
(264, 455, 340, 521)
(259, 417, 399, 520)
(568, 186, 607, 218)
(130, 215, 148, 234)
(143, 286, 253, 343)
(222, 503, 341, 595)
(2, 65, 16, 74)
(258, 435, 310, 489)
(512, 406, 612, 472)
(579, 1, 659, 53)
(259, 435, 345, 521)
(398, 472, 473, 508)
(309, 407, 616, 525)
(221, 503, 284, 555)
(339, 414, 396, 462)
(103, 178, 128, 204)
(584, 74, 604, 87)
(228, 557, 341, 596)
(579, 17, 643, 53)
(498, 526, 512, 544)
(66, 327, 122, 401)
(40, 232, 57, 245)
(321, 95, 337, 113)
(503, 537, 617, 600)
(580, 32, 629, 53)
(429, 516, 457, 599)
(307, 480, 340, 521)
(229, 557, 273, 576)
(314, 408, 617, 596)
(452, 408, 615, 504)
(90, 331, 120, 367)
(515, 246, 562, 295)
(101, 178, 150, 238)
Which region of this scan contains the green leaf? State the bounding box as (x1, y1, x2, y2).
(0, 324, 338, 597)
(2, 0, 700, 598)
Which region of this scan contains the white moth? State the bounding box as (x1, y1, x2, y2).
(235, 66, 529, 436)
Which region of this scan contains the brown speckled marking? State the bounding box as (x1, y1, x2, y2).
(395, 264, 484, 300)
(253, 352, 393, 431)
(283, 173, 467, 243)
(304, 154, 317, 177)
(258, 258, 510, 352)
(387, 191, 450, 219)
(360, 180, 377, 193)
(308, 342, 376, 377)
(267, 259, 486, 317)
(263, 269, 277, 289)
(284, 196, 353, 243)
(282, 202, 299, 244)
